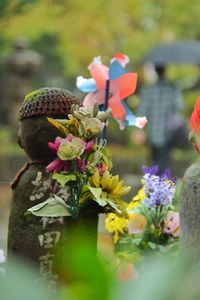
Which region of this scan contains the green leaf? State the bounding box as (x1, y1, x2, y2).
(148, 242, 157, 250)
(132, 237, 143, 246)
(106, 199, 121, 214)
(84, 185, 109, 207)
(52, 173, 76, 188)
(83, 186, 125, 214)
(84, 185, 102, 199)
(27, 195, 71, 217)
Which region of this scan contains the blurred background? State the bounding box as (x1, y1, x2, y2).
(1, 0, 200, 253)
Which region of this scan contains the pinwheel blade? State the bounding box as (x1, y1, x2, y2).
(89, 63, 109, 90)
(109, 60, 126, 80)
(122, 101, 137, 126)
(76, 76, 96, 93)
(83, 90, 105, 107)
(108, 92, 126, 120)
(111, 73, 138, 99)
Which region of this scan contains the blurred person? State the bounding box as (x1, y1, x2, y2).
(135, 65, 184, 172)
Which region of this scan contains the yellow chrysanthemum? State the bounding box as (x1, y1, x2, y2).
(89, 169, 131, 198)
(127, 187, 146, 212)
(105, 187, 148, 243)
(132, 187, 146, 202)
(105, 213, 128, 243)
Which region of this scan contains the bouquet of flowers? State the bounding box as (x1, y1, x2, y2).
(105, 166, 179, 263)
(28, 104, 130, 218)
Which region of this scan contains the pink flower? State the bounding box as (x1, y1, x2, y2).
(48, 137, 62, 153)
(48, 134, 75, 154)
(85, 140, 94, 153)
(46, 157, 64, 173)
(76, 158, 87, 173)
(65, 133, 74, 142)
(163, 212, 180, 237)
(46, 134, 89, 173)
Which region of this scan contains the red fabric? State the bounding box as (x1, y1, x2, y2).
(190, 97, 200, 134)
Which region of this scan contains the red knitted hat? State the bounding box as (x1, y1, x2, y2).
(190, 97, 200, 134)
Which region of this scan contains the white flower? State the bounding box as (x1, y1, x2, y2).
(135, 117, 148, 129)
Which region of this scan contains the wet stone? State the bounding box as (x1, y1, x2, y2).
(7, 87, 80, 283)
(180, 162, 200, 271)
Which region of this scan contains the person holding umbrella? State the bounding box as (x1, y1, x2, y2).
(135, 64, 184, 172)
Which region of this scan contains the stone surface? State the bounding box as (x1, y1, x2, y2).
(180, 162, 200, 270)
(8, 164, 65, 268)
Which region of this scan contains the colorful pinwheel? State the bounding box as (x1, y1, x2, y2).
(76, 53, 147, 129)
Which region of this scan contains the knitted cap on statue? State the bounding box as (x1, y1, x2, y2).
(7, 88, 80, 282)
(18, 87, 80, 161)
(180, 96, 200, 271)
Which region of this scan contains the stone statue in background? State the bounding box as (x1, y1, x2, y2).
(7, 88, 80, 283)
(0, 36, 43, 127)
(180, 96, 200, 271)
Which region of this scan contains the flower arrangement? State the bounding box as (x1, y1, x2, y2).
(28, 104, 130, 218)
(105, 166, 179, 263)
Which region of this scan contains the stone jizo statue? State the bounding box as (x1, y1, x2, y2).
(7, 87, 80, 282)
(180, 96, 200, 271)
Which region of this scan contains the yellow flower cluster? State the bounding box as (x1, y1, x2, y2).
(105, 213, 129, 243)
(127, 187, 146, 212)
(105, 186, 147, 243)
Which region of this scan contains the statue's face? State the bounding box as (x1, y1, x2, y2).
(18, 118, 65, 161)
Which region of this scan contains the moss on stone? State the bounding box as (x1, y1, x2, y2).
(24, 89, 44, 102)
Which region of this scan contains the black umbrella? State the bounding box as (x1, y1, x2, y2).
(142, 40, 200, 65)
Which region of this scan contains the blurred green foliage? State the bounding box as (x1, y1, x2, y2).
(0, 0, 200, 80)
(0, 0, 199, 178)
(3, 252, 200, 300)
(0, 128, 22, 156)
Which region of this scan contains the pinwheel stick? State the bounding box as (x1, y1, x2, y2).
(102, 79, 110, 140)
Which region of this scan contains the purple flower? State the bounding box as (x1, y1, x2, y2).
(142, 166, 176, 207)
(160, 168, 177, 184)
(142, 165, 159, 176)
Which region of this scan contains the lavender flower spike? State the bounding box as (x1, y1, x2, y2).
(142, 166, 176, 208)
(142, 165, 159, 176)
(160, 168, 177, 184)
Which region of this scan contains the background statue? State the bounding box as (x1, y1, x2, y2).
(0, 36, 43, 129)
